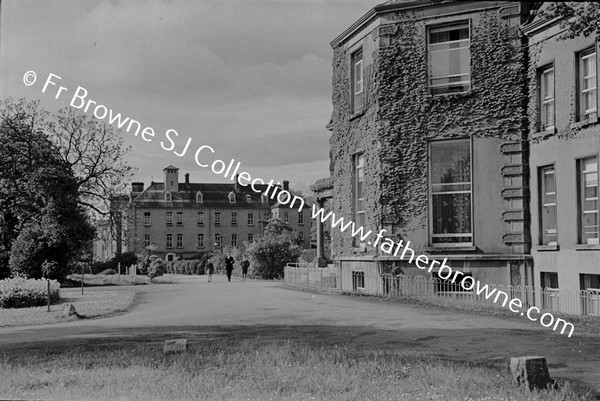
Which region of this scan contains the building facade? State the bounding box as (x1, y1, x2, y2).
(322, 1, 534, 292)
(109, 166, 310, 261)
(523, 4, 600, 313)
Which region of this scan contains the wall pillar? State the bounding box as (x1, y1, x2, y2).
(316, 197, 328, 267)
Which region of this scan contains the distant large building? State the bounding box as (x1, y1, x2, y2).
(102, 166, 311, 261)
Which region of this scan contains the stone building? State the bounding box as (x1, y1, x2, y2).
(106, 165, 311, 261)
(523, 4, 600, 313)
(316, 0, 535, 293)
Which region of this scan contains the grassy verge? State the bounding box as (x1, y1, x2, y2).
(66, 274, 178, 286)
(0, 339, 592, 401)
(0, 289, 136, 327)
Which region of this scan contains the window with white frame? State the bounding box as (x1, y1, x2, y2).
(232, 234, 237, 247)
(429, 139, 472, 246)
(144, 212, 151, 226)
(166, 211, 173, 225)
(197, 211, 204, 225)
(215, 212, 221, 225)
(166, 234, 173, 248)
(428, 22, 470, 95)
(351, 48, 364, 113)
(284, 211, 289, 223)
(539, 165, 558, 246)
(248, 212, 254, 226)
(231, 212, 238, 225)
(539, 65, 555, 131)
(215, 233, 222, 248)
(298, 211, 304, 225)
(248, 233, 254, 243)
(578, 156, 599, 244)
(354, 153, 365, 247)
(144, 234, 150, 247)
(176, 211, 183, 225)
(165, 192, 172, 202)
(197, 234, 204, 248)
(196, 191, 203, 203)
(578, 47, 597, 121)
(176, 234, 183, 248)
(229, 192, 236, 203)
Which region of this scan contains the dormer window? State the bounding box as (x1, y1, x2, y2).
(246, 194, 252, 202)
(165, 192, 172, 202)
(261, 193, 268, 204)
(196, 191, 203, 203)
(229, 192, 236, 204)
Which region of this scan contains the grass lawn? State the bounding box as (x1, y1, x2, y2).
(0, 288, 136, 327)
(66, 273, 178, 286)
(0, 339, 591, 401)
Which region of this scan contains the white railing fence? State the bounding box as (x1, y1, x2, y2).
(284, 266, 600, 317)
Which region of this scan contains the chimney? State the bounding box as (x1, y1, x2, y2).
(131, 182, 144, 193)
(234, 174, 240, 191)
(283, 180, 289, 191)
(185, 173, 190, 186)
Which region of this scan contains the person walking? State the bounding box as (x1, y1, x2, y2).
(241, 259, 250, 281)
(225, 254, 235, 282)
(206, 261, 214, 282)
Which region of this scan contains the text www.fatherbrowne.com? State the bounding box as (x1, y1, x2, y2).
(25, 70, 575, 338)
(311, 205, 576, 338)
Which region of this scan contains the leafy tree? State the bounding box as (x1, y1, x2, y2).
(536, 2, 600, 40)
(245, 219, 301, 280)
(0, 99, 95, 279)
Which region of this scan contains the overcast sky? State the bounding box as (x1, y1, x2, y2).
(1, 0, 376, 193)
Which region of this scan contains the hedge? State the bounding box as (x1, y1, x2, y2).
(0, 277, 60, 309)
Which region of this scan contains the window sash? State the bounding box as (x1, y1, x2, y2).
(232, 234, 237, 247)
(197, 212, 204, 224)
(298, 211, 304, 224)
(354, 154, 365, 246)
(176, 212, 183, 224)
(540, 67, 555, 130)
(166, 212, 173, 225)
(176, 234, 183, 248)
(540, 166, 558, 245)
(232, 212, 238, 225)
(215, 234, 222, 248)
(579, 157, 599, 244)
(248, 234, 254, 242)
(166, 234, 173, 248)
(351, 49, 364, 112)
(428, 23, 470, 94)
(144, 213, 151, 226)
(248, 213, 254, 225)
(197, 234, 204, 248)
(580, 51, 597, 119)
(215, 213, 221, 225)
(144, 234, 150, 247)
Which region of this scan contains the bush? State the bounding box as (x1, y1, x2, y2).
(0, 277, 60, 308)
(99, 269, 117, 275)
(148, 257, 165, 280)
(91, 252, 138, 274)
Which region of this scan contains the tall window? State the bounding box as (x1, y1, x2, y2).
(144, 234, 150, 247)
(166, 212, 173, 225)
(428, 22, 470, 95)
(248, 212, 254, 226)
(578, 47, 597, 121)
(351, 48, 364, 113)
(197, 234, 204, 248)
(284, 212, 289, 223)
(166, 234, 173, 249)
(298, 211, 304, 225)
(229, 192, 236, 203)
(176, 234, 183, 248)
(354, 153, 365, 247)
(215, 233, 222, 248)
(196, 191, 203, 203)
(232, 234, 237, 247)
(231, 212, 238, 225)
(165, 192, 172, 202)
(429, 139, 472, 246)
(197, 212, 204, 225)
(539, 165, 558, 245)
(176, 212, 183, 225)
(539, 65, 555, 131)
(215, 212, 221, 225)
(578, 156, 599, 244)
(248, 233, 254, 243)
(144, 212, 151, 226)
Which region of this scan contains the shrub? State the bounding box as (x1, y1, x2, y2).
(148, 257, 165, 280)
(0, 277, 60, 308)
(99, 269, 117, 275)
(91, 252, 138, 274)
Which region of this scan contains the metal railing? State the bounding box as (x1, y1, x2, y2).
(284, 266, 600, 317)
(284, 263, 340, 292)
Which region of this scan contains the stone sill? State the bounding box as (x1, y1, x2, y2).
(530, 127, 556, 140)
(536, 244, 559, 252)
(575, 244, 600, 251)
(570, 115, 598, 130)
(349, 108, 365, 120)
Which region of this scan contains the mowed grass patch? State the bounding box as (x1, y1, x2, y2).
(0, 289, 136, 327)
(0, 339, 592, 401)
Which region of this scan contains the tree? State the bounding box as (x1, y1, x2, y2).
(245, 219, 301, 280)
(536, 2, 600, 40)
(0, 99, 95, 279)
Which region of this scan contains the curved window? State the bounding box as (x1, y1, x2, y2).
(196, 192, 203, 203)
(165, 192, 172, 202)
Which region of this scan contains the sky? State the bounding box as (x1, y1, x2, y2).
(1, 0, 377, 194)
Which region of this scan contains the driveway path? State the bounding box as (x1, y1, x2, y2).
(1, 275, 598, 393)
